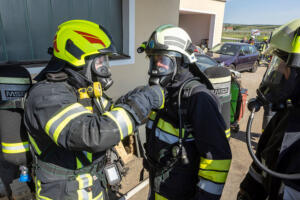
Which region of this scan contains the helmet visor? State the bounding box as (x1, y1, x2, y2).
(91, 55, 111, 77)
(262, 55, 287, 85)
(148, 55, 176, 76)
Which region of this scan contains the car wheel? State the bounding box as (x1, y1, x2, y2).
(228, 64, 236, 70)
(250, 61, 258, 73)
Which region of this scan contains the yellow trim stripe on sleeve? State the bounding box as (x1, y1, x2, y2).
(52, 111, 90, 144)
(225, 128, 231, 138)
(112, 107, 133, 136)
(45, 103, 82, 134)
(103, 111, 124, 140)
(159, 88, 165, 109)
(1, 142, 29, 154)
(76, 173, 93, 189)
(199, 157, 231, 171)
(198, 170, 228, 184)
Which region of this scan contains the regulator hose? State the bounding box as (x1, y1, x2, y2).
(246, 109, 300, 180)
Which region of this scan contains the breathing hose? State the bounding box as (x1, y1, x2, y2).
(246, 108, 300, 180)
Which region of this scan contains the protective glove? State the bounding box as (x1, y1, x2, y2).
(115, 85, 165, 125)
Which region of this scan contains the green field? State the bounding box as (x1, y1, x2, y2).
(222, 24, 280, 43)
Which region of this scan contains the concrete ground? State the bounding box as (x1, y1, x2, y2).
(119, 66, 266, 200)
(0, 66, 266, 200)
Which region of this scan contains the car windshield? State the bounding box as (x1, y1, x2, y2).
(211, 43, 240, 56)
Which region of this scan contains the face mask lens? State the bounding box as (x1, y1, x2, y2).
(148, 55, 175, 76)
(92, 55, 111, 77)
(263, 55, 286, 85)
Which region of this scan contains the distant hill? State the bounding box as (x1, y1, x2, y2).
(223, 23, 280, 31)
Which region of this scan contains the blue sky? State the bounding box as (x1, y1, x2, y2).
(224, 0, 300, 25)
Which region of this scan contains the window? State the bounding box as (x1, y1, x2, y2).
(0, 0, 134, 67)
(241, 46, 250, 55)
(249, 46, 257, 54)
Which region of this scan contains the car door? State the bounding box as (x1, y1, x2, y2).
(236, 45, 250, 71)
(248, 45, 259, 68)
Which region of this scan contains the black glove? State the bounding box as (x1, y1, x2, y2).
(115, 85, 165, 124)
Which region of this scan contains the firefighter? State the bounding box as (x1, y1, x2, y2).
(24, 19, 165, 200)
(237, 19, 300, 200)
(140, 25, 232, 200)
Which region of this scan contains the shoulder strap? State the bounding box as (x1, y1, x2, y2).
(182, 80, 202, 98)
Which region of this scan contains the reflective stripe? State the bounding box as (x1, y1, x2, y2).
(197, 178, 224, 195)
(147, 119, 154, 129)
(156, 118, 193, 139)
(1, 142, 29, 154)
(225, 128, 231, 138)
(149, 111, 157, 120)
(103, 107, 133, 140)
(36, 178, 52, 200)
(248, 166, 263, 184)
(0, 77, 31, 84)
(76, 174, 93, 189)
(159, 88, 165, 109)
(77, 188, 92, 200)
(45, 103, 91, 144)
(199, 157, 231, 171)
(77, 158, 83, 169)
(198, 170, 228, 184)
(83, 151, 93, 162)
(155, 128, 194, 144)
(100, 97, 108, 108)
(28, 134, 42, 155)
(209, 76, 231, 84)
(93, 191, 103, 200)
(155, 192, 168, 200)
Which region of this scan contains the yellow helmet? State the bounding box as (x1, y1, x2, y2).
(268, 19, 300, 68)
(53, 19, 117, 67)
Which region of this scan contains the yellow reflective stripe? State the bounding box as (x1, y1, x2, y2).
(159, 88, 165, 109)
(112, 107, 133, 135)
(0, 77, 31, 84)
(155, 192, 168, 200)
(76, 158, 83, 169)
(199, 157, 231, 171)
(198, 170, 228, 184)
(45, 103, 81, 133)
(86, 152, 92, 162)
(52, 110, 91, 144)
(156, 118, 193, 138)
(1, 142, 29, 153)
(93, 191, 103, 200)
(77, 188, 93, 200)
(36, 178, 52, 200)
(28, 134, 42, 155)
(76, 173, 93, 189)
(149, 111, 157, 120)
(262, 129, 264, 133)
(225, 128, 231, 138)
(45, 103, 91, 144)
(103, 111, 124, 139)
(103, 107, 133, 140)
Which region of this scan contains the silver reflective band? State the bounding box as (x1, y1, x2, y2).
(109, 109, 131, 138)
(155, 128, 194, 144)
(0, 77, 31, 84)
(197, 178, 224, 195)
(1, 142, 29, 153)
(147, 120, 154, 129)
(78, 174, 92, 188)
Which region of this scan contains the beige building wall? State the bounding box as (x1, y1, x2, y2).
(179, 13, 211, 46)
(179, 0, 225, 47)
(108, 0, 180, 99)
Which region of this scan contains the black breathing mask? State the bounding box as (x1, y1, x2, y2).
(148, 52, 181, 87)
(257, 55, 299, 108)
(89, 55, 113, 91)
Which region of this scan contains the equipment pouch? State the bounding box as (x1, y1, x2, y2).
(104, 163, 121, 186)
